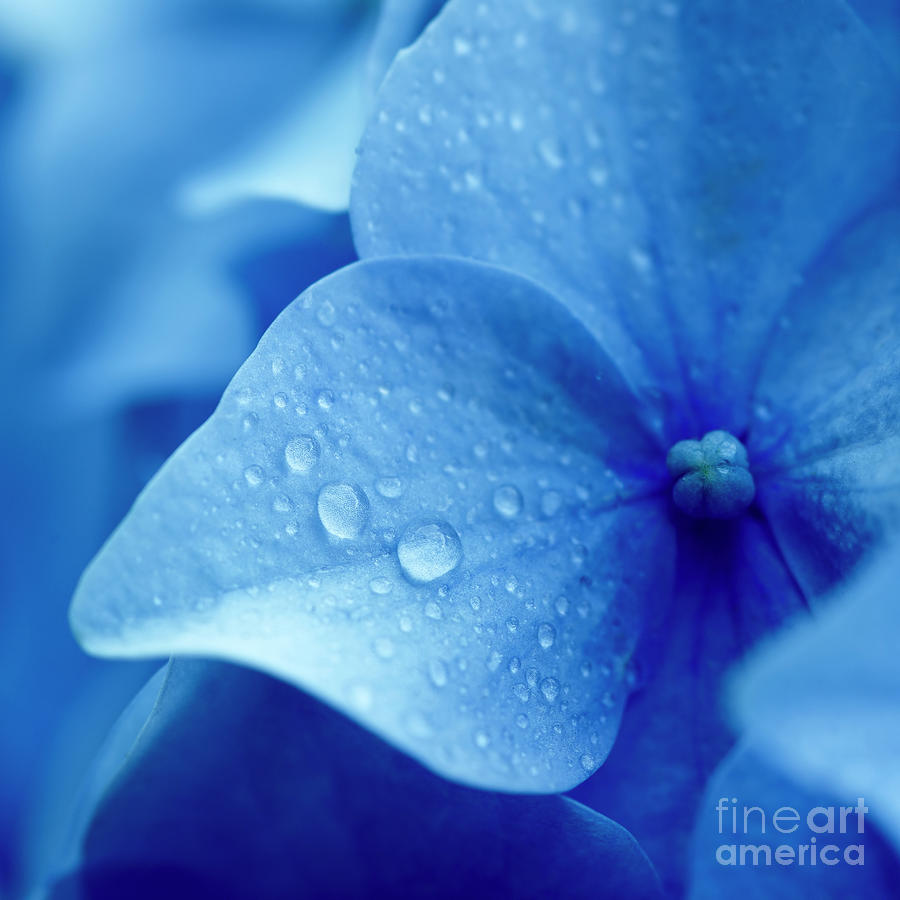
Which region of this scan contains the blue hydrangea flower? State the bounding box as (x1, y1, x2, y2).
(69, 0, 900, 888)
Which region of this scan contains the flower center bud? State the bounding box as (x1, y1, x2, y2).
(666, 430, 755, 519)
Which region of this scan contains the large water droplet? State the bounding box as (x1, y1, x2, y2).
(397, 520, 462, 584)
(285, 435, 319, 473)
(317, 483, 370, 539)
(493, 484, 523, 519)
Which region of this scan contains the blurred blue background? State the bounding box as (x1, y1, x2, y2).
(0, 0, 445, 892)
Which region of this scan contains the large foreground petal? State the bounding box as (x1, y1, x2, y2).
(51, 661, 662, 899)
(749, 207, 900, 597)
(351, 0, 900, 434)
(71, 257, 673, 792)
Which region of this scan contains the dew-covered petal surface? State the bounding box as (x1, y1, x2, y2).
(748, 207, 900, 598)
(71, 257, 673, 793)
(688, 742, 900, 899)
(571, 514, 805, 895)
(52, 660, 662, 899)
(732, 542, 900, 851)
(352, 0, 900, 437)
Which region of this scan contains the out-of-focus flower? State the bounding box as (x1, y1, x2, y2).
(67, 0, 900, 891)
(687, 539, 900, 897)
(730, 539, 900, 853)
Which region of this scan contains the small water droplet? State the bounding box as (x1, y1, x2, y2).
(243, 465, 264, 487)
(285, 435, 320, 473)
(540, 490, 562, 517)
(538, 137, 566, 169)
(397, 520, 462, 584)
(516, 713, 529, 729)
(580, 753, 596, 771)
(272, 494, 292, 513)
(375, 475, 404, 499)
(540, 677, 560, 702)
(537, 623, 556, 650)
(453, 35, 472, 56)
(317, 390, 335, 411)
(429, 659, 448, 687)
(369, 576, 392, 595)
(317, 300, 336, 326)
(317, 483, 370, 539)
(492, 484, 523, 519)
(474, 729, 490, 748)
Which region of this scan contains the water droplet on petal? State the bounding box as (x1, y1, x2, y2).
(316, 300, 336, 326)
(369, 576, 392, 595)
(492, 484, 523, 519)
(540, 490, 562, 517)
(540, 677, 560, 702)
(397, 520, 462, 584)
(317, 483, 370, 539)
(537, 623, 556, 649)
(243, 465, 264, 487)
(285, 435, 320, 473)
(428, 659, 448, 687)
(375, 476, 404, 499)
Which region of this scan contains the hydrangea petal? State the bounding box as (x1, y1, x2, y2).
(572, 514, 805, 893)
(351, 0, 900, 435)
(52, 660, 663, 899)
(733, 542, 900, 851)
(71, 257, 673, 793)
(748, 207, 900, 597)
(688, 742, 900, 899)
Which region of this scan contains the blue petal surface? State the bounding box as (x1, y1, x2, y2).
(688, 742, 900, 899)
(748, 207, 900, 597)
(52, 660, 662, 899)
(71, 257, 673, 792)
(351, 0, 900, 436)
(733, 541, 900, 850)
(572, 514, 805, 894)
